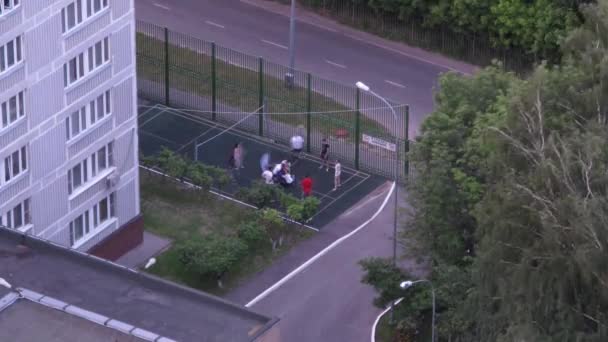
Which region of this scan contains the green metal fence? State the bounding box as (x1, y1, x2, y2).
(136, 21, 411, 181)
(272, 0, 535, 73)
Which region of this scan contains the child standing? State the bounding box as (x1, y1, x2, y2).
(301, 174, 313, 197)
(333, 160, 341, 191)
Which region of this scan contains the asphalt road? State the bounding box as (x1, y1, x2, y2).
(135, 0, 475, 135)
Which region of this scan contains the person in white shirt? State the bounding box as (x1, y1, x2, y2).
(262, 166, 274, 184)
(333, 160, 341, 191)
(290, 135, 304, 162)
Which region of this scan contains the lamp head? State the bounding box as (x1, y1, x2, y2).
(355, 81, 370, 92)
(400, 281, 413, 289)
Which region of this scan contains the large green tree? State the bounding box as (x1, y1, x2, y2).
(362, 0, 608, 340)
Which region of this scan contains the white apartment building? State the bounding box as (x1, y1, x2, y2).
(0, 0, 140, 253)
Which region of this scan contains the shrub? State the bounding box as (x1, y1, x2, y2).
(187, 163, 212, 191)
(286, 203, 305, 222)
(278, 191, 299, 210)
(301, 196, 321, 221)
(237, 181, 280, 208)
(258, 208, 286, 250)
(237, 221, 269, 252)
(176, 234, 247, 288)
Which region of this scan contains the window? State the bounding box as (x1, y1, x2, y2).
(1, 90, 25, 130)
(67, 141, 114, 195)
(61, 0, 108, 34)
(0, 0, 20, 17)
(63, 37, 110, 87)
(1, 145, 27, 186)
(66, 91, 111, 141)
(0, 36, 23, 74)
(70, 192, 115, 245)
(0, 199, 30, 230)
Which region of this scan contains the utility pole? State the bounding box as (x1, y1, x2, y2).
(285, 0, 296, 87)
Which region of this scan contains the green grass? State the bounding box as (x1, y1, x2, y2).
(136, 33, 392, 140)
(140, 172, 313, 296)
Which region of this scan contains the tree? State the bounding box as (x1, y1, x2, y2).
(237, 221, 269, 252)
(176, 234, 247, 288)
(259, 208, 286, 251)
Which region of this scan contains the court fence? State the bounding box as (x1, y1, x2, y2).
(270, 0, 536, 73)
(136, 20, 412, 181)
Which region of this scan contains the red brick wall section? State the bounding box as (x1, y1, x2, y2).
(89, 215, 144, 261)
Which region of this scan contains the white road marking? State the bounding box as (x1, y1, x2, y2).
(245, 182, 396, 307)
(325, 59, 347, 69)
(261, 39, 288, 50)
(384, 80, 406, 89)
(344, 33, 471, 75)
(153, 3, 170, 10)
(205, 20, 225, 29)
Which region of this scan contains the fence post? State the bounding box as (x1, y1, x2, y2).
(306, 73, 312, 153)
(164, 27, 170, 106)
(354, 88, 361, 170)
(211, 42, 217, 121)
(404, 105, 410, 178)
(258, 57, 264, 137)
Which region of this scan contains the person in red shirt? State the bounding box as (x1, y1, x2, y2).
(301, 174, 313, 197)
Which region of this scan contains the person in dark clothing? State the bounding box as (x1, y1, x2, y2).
(319, 138, 330, 171)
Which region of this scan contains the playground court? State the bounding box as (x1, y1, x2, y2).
(138, 103, 386, 228)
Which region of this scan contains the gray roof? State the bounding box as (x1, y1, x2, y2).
(0, 227, 277, 342)
(0, 299, 147, 342)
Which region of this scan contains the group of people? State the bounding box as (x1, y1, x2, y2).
(228, 135, 342, 198)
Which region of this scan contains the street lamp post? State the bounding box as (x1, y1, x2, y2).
(355, 81, 400, 322)
(401, 280, 436, 342)
(285, 0, 297, 87)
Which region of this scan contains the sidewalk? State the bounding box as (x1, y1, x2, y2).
(225, 180, 393, 305)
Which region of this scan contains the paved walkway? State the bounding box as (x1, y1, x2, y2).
(227, 183, 420, 342)
(116, 231, 171, 269)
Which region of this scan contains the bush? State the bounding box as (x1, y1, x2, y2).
(237, 221, 269, 252)
(187, 163, 212, 190)
(258, 208, 286, 250)
(175, 234, 247, 288)
(278, 191, 299, 210)
(301, 196, 320, 221)
(206, 165, 231, 189)
(237, 181, 281, 208)
(286, 203, 305, 222)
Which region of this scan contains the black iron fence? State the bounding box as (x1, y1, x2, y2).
(136, 21, 412, 181)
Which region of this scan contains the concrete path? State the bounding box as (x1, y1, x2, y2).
(116, 231, 171, 269)
(228, 182, 415, 342)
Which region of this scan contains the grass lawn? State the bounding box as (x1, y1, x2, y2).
(140, 172, 314, 296)
(136, 32, 392, 140)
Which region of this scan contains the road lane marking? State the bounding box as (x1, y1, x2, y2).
(205, 20, 225, 29)
(385, 80, 406, 89)
(153, 3, 170, 10)
(245, 181, 395, 307)
(344, 33, 471, 75)
(325, 59, 346, 69)
(261, 39, 288, 50)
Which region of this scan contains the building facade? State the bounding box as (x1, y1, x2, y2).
(0, 0, 140, 253)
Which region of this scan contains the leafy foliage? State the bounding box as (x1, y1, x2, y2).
(362, 1, 608, 340)
(176, 234, 247, 287)
(312, 0, 587, 59)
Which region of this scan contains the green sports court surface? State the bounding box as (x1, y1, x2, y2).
(138, 103, 387, 228)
